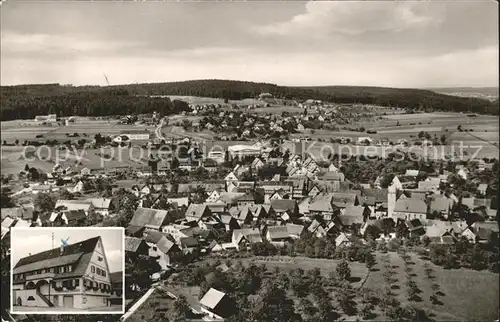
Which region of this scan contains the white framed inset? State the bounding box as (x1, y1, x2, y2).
(10, 227, 125, 315)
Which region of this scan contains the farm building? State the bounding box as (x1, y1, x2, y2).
(119, 130, 151, 141)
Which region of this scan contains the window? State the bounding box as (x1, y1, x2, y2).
(75, 279, 79, 286)
(68, 265, 72, 272)
(91, 266, 95, 273)
(96, 267, 101, 275)
(153, 246, 157, 251)
(82, 296, 87, 304)
(27, 296, 35, 301)
(98, 256, 103, 261)
(102, 271, 106, 277)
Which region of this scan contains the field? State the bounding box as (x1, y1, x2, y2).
(1, 118, 157, 141)
(364, 252, 499, 321)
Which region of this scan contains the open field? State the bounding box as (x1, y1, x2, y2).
(1, 118, 156, 141)
(0, 146, 151, 175)
(364, 252, 499, 321)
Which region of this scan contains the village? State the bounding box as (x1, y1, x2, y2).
(1, 105, 498, 321)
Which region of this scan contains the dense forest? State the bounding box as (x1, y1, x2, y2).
(1, 80, 498, 120)
(0, 87, 190, 120)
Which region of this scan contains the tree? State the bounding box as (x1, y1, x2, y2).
(171, 156, 180, 169)
(365, 252, 376, 271)
(336, 260, 351, 281)
(172, 295, 191, 321)
(251, 283, 302, 322)
(34, 193, 57, 213)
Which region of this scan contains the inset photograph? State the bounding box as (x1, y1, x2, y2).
(10, 227, 124, 314)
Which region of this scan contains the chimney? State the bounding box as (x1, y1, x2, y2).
(60, 246, 64, 256)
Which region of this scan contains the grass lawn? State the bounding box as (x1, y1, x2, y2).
(363, 251, 499, 321)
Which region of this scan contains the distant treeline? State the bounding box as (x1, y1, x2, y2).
(0, 80, 498, 120)
(0, 86, 190, 121)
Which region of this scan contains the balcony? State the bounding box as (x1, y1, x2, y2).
(26, 272, 56, 281)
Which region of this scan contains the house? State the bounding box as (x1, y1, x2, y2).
(471, 222, 499, 244)
(392, 197, 428, 221)
(232, 205, 254, 226)
(338, 206, 369, 228)
(167, 197, 190, 208)
(308, 185, 321, 198)
(236, 193, 256, 207)
(12, 236, 113, 309)
(231, 228, 263, 250)
(477, 184, 488, 196)
(320, 172, 345, 182)
(429, 196, 454, 218)
(120, 130, 150, 141)
(457, 168, 468, 180)
(50, 210, 87, 226)
(335, 232, 351, 248)
(124, 237, 149, 257)
(405, 170, 419, 177)
(54, 200, 93, 215)
(251, 158, 264, 170)
(70, 181, 84, 193)
(307, 220, 327, 238)
(185, 204, 211, 222)
(286, 223, 304, 239)
(128, 208, 172, 231)
(218, 214, 240, 232)
(206, 190, 222, 203)
(265, 226, 290, 243)
(199, 288, 236, 320)
(84, 198, 112, 216)
(309, 193, 337, 221)
(224, 172, 239, 185)
(418, 178, 441, 192)
(143, 230, 182, 269)
(405, 219, 425, 238)
(270, 199, 298, 218)
(179, 237, 200, 254)
(108, 271, 123, 306)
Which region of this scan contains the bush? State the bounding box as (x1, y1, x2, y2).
(387, 239, 401, 252)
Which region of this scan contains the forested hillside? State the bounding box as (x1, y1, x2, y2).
(1, 80, 497, 120)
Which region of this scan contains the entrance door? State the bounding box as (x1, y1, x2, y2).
(63, 296, 74, 308)
(53, 295, 59, 307)
(16, 297, 22, 306)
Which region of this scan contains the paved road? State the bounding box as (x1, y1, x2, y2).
(12, 305, 122, 313)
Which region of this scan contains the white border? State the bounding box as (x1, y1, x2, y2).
(9, 227, 125, 315)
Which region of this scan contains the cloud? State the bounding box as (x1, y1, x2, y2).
(1, 32, 142, 55)
(255, 2, 437, 37)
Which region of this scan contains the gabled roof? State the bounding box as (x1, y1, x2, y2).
(286, 223, 304, 236)
(362, 188, 388, 203)
(200, 288, 226, 309)
(430, 197, 453, 213)
(55, 200, 92, 212)
(185, 204, 208, 220)
(130, 207, 170, 230)
(270, 199, 297, 213)
(393, 197, 427, 214)
(125, 236, 146, 253)
(309, 193, 334, 213)
(233, 228, 262, 244)
(321, 171, 345, 181)
(180, 236, 199, 248)
(266, 226, 290, 240)
(13, 236, 99, 276)
(335, 233, 351, 247)
(218, 192, 245, 204)
(331, 192, 358, 208)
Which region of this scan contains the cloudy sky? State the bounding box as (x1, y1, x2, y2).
(1, 1, 498, 87)
(11, 228, 124, 274)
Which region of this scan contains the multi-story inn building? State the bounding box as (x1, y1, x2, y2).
(12, 236, 117, 310)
